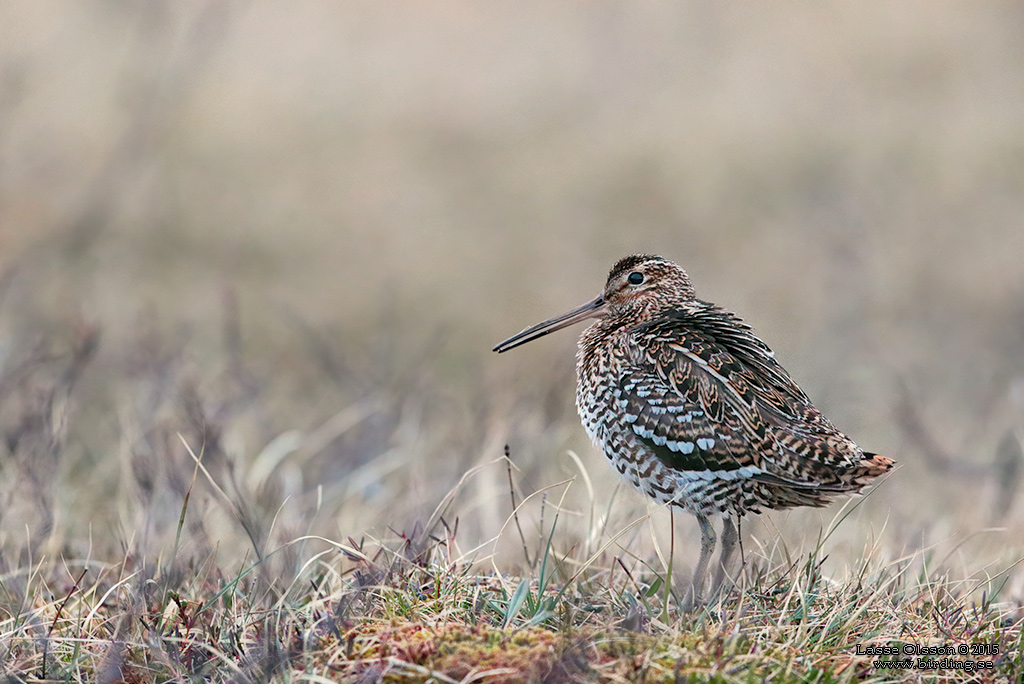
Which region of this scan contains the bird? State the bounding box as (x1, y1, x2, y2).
(493, 254, 894, 608)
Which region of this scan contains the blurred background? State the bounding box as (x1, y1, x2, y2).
(1, 2, 1022, 590)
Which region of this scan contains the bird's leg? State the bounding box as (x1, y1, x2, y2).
(684, 513, 716, 611)
(709, 515, 737, 602)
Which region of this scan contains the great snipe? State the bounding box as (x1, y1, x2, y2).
(494, 254, 893, 608)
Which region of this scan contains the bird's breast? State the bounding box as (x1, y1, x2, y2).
(574, 327, 631, 449)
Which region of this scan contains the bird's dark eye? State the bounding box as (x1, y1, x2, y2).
(627, 271, 644, 285)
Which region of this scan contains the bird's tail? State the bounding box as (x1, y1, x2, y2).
(844, 452, 895, 489)
(751, 451, 895, 511)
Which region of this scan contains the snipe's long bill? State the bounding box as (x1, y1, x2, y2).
(493, 253, 894, 610)
(493, 295, 605, 353)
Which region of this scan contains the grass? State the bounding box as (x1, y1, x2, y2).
(0, 275, 1020, 683)
(1, 419, 1020, 682)
(3, 499, 1021, 682)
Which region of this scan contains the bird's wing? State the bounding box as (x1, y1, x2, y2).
(617, 304, 863, 483)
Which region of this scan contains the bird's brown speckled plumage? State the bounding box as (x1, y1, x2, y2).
(494, 254, 893, 607)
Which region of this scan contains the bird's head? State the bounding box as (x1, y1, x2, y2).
(602, 254, 695, 314)
(493, 254, 695, 353)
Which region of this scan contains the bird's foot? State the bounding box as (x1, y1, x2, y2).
(681, 584, 703, 613)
